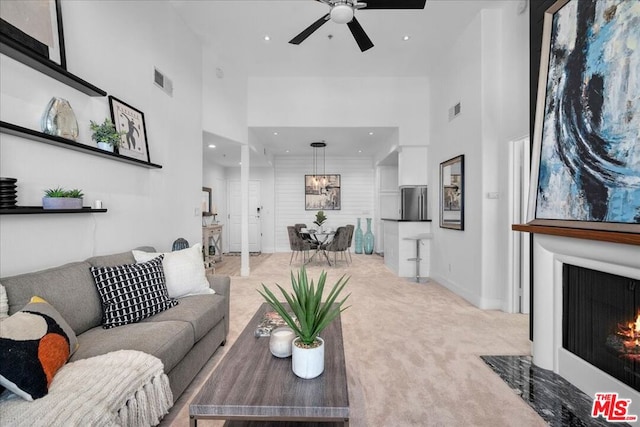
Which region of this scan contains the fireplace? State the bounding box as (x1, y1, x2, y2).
(563, 264, 639, 391)
(531, 234, 640, 412)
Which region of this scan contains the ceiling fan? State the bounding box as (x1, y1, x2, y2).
(289, 0, 427, 52)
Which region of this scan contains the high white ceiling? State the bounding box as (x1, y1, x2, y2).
(171, 0, 518, 167)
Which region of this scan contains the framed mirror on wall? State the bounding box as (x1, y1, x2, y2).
(440, 155, 464, 230)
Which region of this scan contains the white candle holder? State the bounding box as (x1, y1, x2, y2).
(269, 327, 295, 358)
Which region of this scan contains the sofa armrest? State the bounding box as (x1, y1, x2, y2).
(207, 275, 230, 339)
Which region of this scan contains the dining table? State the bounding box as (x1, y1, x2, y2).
(302, 229, 335, 266)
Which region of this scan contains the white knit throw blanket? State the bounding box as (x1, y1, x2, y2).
(0, 350, 173, 427)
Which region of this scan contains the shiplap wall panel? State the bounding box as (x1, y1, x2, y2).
(274, 156, 375, 252)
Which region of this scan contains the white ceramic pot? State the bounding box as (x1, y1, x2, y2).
(269, 327, 295, 358)
(291, 337, 324, 379)
(97, 141, 114, 152)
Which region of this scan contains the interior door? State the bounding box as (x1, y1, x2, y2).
(228, 180, 262, 253)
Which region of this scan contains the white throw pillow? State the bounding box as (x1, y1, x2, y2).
(132, 244, 214, 298)
(0, 282, 8, 320)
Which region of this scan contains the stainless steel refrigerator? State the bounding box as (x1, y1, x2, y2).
(401, 186, 428, 220)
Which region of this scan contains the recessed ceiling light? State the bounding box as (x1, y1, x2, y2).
(208, 144, 216, 148)
(285, 149, 290, 153)
(273, 132, 278, 135)
(264, 35, 271, 41)
(403, 35, 410, 41)
(368, 132, 374, 135)
(358, 150, 363, 153)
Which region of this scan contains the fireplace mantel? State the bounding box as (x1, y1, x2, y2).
(512, 224, 640, 246)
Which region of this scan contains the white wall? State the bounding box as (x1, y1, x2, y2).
(428, 4, 529, 309)
(202, 50, 248, 145)
(274, 156, 374, 252)
(248, 77, 429, 148)
(0, 1, 203, 276)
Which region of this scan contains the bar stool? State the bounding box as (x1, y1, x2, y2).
(404, 233, 433, 283)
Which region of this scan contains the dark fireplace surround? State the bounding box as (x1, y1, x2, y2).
(563, 264, 640, 391)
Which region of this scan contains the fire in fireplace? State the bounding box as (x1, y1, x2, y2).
(563, 264, 639, 391)
(608, 312, 640, 359)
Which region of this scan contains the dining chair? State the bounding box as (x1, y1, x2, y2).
(322, 226, 350, 266)
(287, 226, 314, 264)
(345, 224, 354, 263)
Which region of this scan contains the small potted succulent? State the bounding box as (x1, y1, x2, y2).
(313, 210, 327, 232)
(258, 267, 350, 379)
(42, 187, 84, 210)
(89, 119, 124, 152)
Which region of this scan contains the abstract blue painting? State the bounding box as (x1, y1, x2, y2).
(535, 0, 640, 227)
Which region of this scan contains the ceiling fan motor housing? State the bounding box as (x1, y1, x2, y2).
(330, 4, 354, 24)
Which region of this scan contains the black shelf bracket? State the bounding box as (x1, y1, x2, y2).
(0, 35, 107, 97)
(0, 206, 108, 215)
(1, 121, 163, 169)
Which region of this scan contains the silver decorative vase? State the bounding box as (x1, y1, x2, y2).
(41, 97, 79, 140)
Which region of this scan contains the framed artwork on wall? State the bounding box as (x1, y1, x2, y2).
(440, 155, 464, 230)
(109, 96, 150, 163)
(527, 0, 640, 233)
(305, 174, 341, 210)
(0, 0, 67, 68)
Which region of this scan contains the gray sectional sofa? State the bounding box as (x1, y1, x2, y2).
(0, 247, 230, 400)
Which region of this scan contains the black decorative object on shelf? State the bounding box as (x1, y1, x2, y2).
(0, 177, 18, 209)
(0, 121, 162, 169)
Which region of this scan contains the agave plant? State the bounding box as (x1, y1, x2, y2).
(258, 266, 350, 346)
(44, 187, 84, 198)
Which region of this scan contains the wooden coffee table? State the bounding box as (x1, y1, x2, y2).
(189, 303, 349, 426)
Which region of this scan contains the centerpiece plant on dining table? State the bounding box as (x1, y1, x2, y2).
(258, 266, 350, 378)
(313, 210, 327, 231)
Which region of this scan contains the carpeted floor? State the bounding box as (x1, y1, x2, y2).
(159, 252, 546, 427)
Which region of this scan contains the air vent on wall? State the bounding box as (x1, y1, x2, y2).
(448, 102, 461, 121)
(153, 67, 173, 97)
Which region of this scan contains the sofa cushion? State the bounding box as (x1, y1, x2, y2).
(90, 256, 178, 329)
(85, 250, 138, 268)
(0, 297, 78, 401)
(1, 262, 102, 335)
(70, 321, 193, 374)
(0, 283, 8, 320)
(142, 293, 225, 341)
(132, 244, 213, 299)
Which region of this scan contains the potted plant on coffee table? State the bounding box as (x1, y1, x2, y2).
(89, 118, 124, 153)
(42, 187, 84, 210)
(258, 266, 350, 379)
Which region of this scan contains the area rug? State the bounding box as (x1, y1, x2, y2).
(160, 253, 546, 426)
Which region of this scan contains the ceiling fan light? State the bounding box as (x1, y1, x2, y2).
(330, 4, 354, 24)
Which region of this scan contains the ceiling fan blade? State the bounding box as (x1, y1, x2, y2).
(289, 14, 330, 45)
(361, 0, 426, 9)
(347, 17, 374, 52)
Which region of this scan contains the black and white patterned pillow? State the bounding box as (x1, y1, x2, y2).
(90, 255, 178, 328)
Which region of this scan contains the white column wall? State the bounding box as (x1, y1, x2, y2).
(428, 3, 529, 309)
